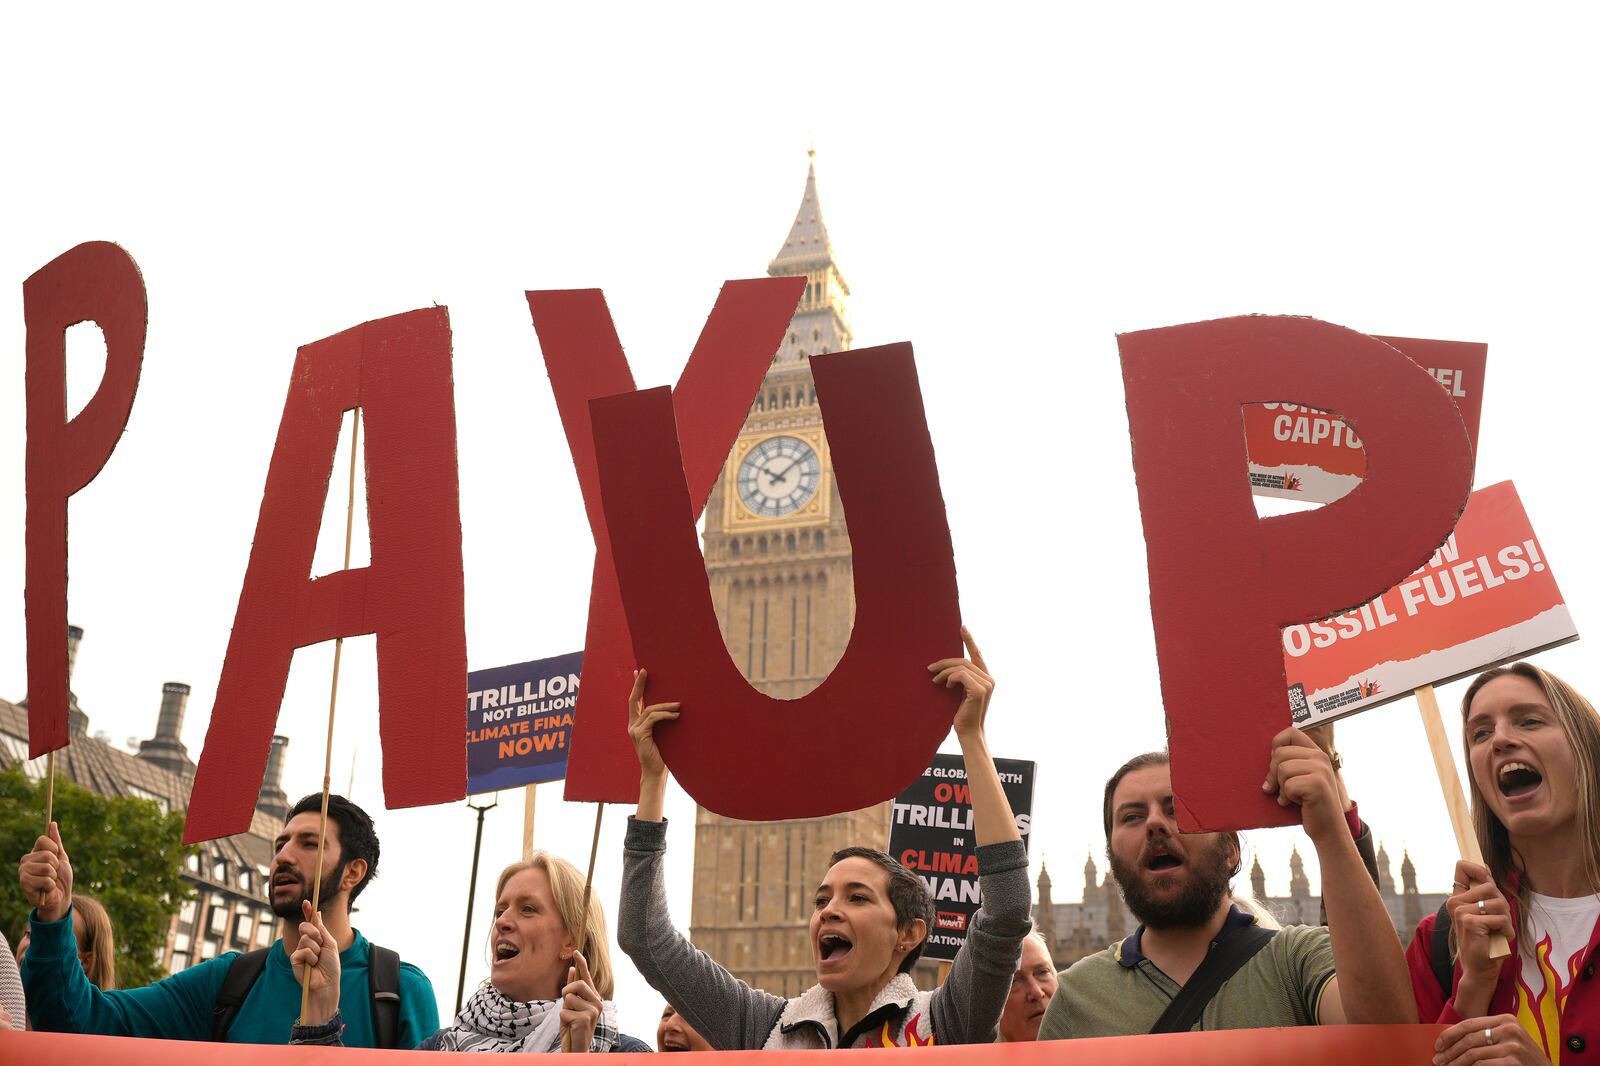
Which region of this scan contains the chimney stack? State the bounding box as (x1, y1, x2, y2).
(137, 682, 195, 778)
(66, 625, 84, 681)
(257, 735, 290, 820)
(66, 625, 88, 737)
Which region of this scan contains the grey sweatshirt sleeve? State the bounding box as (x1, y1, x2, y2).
(617, 816, 786, 1051)
(929, 839, 1031, 1043)
(0, 931, 24, 1030)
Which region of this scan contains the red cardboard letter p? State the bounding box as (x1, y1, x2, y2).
(1120, 316, 1473, 830)
(25, 242, 146, 757)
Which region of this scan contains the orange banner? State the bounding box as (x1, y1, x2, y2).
(2, 1024, 1445, 1063)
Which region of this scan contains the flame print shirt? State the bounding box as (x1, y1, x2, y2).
(1409, 891, 1600, 1064)
(1515, 893, 1600, 1064)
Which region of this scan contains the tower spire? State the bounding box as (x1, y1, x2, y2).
(769, 153, 842, 281)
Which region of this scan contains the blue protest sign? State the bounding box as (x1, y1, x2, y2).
(465, 651, 582, 794)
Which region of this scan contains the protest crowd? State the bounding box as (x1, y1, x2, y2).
(5, 628, 1596, 1064)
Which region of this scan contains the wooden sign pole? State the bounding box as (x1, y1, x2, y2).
(43, 750, 56, 830)
(1415, 683, 1511, 959)
(522, 783, 537, 862)
(561, 802, 606, 1053)
(299, 409, 363, 1022)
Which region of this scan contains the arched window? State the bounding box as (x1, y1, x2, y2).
(785, 533, 797, 550)
(754, 394, 764, 412)
(758, 536, 768, 555)
(730, 539, 741, 557)
(815, 531, 826, 551)
(782, 389, 792, 408)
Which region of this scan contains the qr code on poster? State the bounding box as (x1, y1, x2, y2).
(1287, 683, 1309, 724)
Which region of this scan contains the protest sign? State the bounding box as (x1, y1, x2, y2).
(1285, 480, 1576, 726)
(1245, 336, 1487, 504)
(25, 241, 145, 758)
(1120, 315, 1473, 831)
(592, 342, 963, 821)
(185, 307, 468, 844)
(529, 278, 804, 805)
(889, 752, 1034, 961)
(466, 651, 582, 794)
(9, 1022, 1449, 1063)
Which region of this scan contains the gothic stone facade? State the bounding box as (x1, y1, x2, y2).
(1033, 845, 1449, 969)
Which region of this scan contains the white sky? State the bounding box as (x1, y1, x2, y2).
(4, 1, 1600, 1043)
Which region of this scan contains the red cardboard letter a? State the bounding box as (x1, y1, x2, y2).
(185, 309, 467, 843)
(1120, 317, 1473, 831)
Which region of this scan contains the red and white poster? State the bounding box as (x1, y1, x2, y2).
(1245, 335, 1487, 503)
(1285, 480, 1577, 726)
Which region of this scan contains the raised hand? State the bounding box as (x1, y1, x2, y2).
(626, 669, 681, 779)
(290, 899, 343, 1026)
(559, 950, 604, 1053)
(18, 822, 73, 923)
(1262, 727, 1345, 842)
(928, 626, 994, 740)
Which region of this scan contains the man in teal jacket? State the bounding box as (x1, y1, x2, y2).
(18, 793, 439, 1047)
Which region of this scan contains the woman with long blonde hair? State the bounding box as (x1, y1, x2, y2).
(1412, 662, 1600, 1065)
(292, 851, 649, 1052)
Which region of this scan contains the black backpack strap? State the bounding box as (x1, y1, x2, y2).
(211, 948, 271, 1042)
(368, 943, 402, 1050)
(1431, 902, 1455, 999)
(1150, 925, 1277, 1034)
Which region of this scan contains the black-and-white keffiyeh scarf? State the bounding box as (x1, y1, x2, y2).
(433, 982, 620, 1053)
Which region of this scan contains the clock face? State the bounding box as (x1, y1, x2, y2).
(737, 436, 821, 518)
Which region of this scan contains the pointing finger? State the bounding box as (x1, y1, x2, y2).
(960, 626, 989, 674)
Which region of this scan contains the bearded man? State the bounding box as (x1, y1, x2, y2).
(1037, 729, 1414, 1037)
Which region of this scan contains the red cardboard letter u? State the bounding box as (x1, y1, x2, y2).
(591, 343, 963, 820)
(24, 242, 146, 757)
(1120, 316, 1473, 831)
(528, 278, 803, 804)
(185, 308, 467, 843)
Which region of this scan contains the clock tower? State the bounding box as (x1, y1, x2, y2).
(688, 156, 892, 995)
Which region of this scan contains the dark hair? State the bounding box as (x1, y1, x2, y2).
(288, 793, 381, 903)
(1102, 751, 1170, 838)
(1101, 751, 1241, 876)
(827, 846, 934, 973)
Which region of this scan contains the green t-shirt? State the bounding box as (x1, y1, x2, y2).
(20, 905, 439, 1047)
(1038, 909, 1335, 1039)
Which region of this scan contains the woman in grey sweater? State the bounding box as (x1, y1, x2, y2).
(617, 629, 1031, 1050)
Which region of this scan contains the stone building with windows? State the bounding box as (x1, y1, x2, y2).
(1032, 843, 1449, 968)
(0, 626, 290, 975)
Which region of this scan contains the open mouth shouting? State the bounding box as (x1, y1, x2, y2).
(1143, 841, 1185, 877)
(1498, 761, 1544, 803)
(271, 868, 304, 896)
(493, 939, 522, 963)
(816, 931, 854, 972)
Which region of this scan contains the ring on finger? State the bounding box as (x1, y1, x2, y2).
(1485, 1028, 1495, 1046)
(1452, 881, 1467, 891)
(1477, 899, 1487, 915)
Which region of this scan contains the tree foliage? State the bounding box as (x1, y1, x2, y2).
(0, 768, 194, 988)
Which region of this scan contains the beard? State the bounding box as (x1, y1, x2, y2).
(269, 861, 348, 920)
(1108, 835, 1234, 930)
